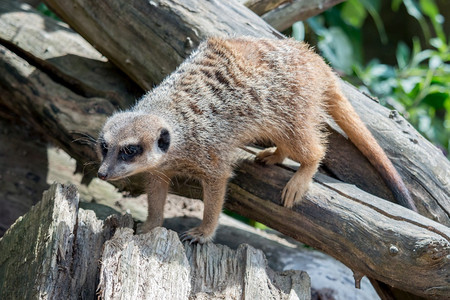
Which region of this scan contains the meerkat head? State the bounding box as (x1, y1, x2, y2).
(96, 112, 171, 181)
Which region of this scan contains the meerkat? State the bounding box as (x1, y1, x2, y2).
(97, 37, 417, 244)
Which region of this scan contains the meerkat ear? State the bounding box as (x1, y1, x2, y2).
(157, 128, 170, 152)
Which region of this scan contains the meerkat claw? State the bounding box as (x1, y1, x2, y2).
(180, 227, 213, 244)
(255, 147, 285, 165)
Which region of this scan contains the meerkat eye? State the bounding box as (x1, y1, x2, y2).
(100, 141, 108, 156)
(119, 144, 143, 161)
(157, 128, 170, 152)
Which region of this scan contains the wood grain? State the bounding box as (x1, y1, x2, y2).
(0, 183, 310, 299)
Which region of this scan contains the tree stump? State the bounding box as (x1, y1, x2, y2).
(0, 183, 310, 299)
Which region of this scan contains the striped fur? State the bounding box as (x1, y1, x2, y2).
(97, 37, 416, 243)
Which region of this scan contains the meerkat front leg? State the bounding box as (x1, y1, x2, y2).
(255, 147, 287, 165)
(140, 174, 170, 233)
(181, 176, 229, 244)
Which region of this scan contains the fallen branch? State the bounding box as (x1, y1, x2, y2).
(240, 0, 346, 31)
(171, 148, 450, 298)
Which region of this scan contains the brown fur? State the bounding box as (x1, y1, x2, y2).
(97, 37, 416, 244)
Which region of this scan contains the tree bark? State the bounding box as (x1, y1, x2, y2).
(0, 183, 310, 299)
(239, 0, 289, 15)
(0, 1, 449, 298)
(170, 148, 450, 298)
(0, 0, 142, 179)
(0, 183, 135, 299)
(240, 0, 346, 31)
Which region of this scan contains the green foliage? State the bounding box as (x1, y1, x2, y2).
(36, 3, 60, 20)
(294, 0, 450, 156)
(355, 38, 449, 153)
(223, 209, 268, 229)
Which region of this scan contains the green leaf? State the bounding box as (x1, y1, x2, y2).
(400, 77, 421, 94)
(341, 0, 367, 28)
(360, 0, 388, 44)
(317, 27, 354, 74)
(307, 16, 326, 36)
(429, 55, 442, 70)
(396, 42, 411, 69)
(36, 3, 60, 20)
(420, 0, 446, 42)
(292, 21, 305, 41)
(403, 0, 423, 19)
(368, 64, 395, 78)
(422, 92, 448, 109)
(403, 0, 431, 41)
(420, 0, 439, 18)
(391, 0, 403, 11)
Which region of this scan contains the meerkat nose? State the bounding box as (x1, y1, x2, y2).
(98, 171, 107, 180)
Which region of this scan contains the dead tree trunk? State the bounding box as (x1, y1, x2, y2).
(0, 183, 310, 300)
(0, 0, 449, 298)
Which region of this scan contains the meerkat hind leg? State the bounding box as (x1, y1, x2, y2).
(282, 140, 325, 208)
(281, 161, 320, 208)
(181, 176, 228, 244)
(255, 147, 287, 165)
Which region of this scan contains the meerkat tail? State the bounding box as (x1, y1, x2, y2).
(324, 86, 418, 212)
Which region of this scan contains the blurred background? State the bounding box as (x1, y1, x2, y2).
(285, 0, 449, 157)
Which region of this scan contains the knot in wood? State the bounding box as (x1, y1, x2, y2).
(389, 245, 399, 256)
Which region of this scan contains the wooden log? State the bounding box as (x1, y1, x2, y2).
(0, 1, 140, 180)
(0, 183, 134, 299)
(42, 0, 281, 91)
(0, 183, 310, 299)
(41, 0, 449, 222)
(239, 0, 346, 31)
(171, 148, 450, 298)
(238, 0, 288, 15)
(99, 227, 310, 299)
(0, 1, 142, 108)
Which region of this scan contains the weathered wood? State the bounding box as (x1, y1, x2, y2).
(336, 82, 450, 224)
(0, 1, 141, 181)
(163, 204, 380, 299)
(240, 0, 346, 31)
(170, 148, 450, 298)
(43, 0, 281, 91)
(239, 0, 288, 15)
(0, 117, 49, 236)
(0, 1, 142, 107)
(0, 183, 310, 299)
(0, 183, 134, 299)
(42, 0, 449, 222)
(0, 183, 78, 299)
(99, 227, 310, 299)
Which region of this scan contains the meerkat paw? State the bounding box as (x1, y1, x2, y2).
(137, 221, 159, 234)
(255, 147, 285, 165)
(281, 176, 310, 208)
(180, 226, 215, 244)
